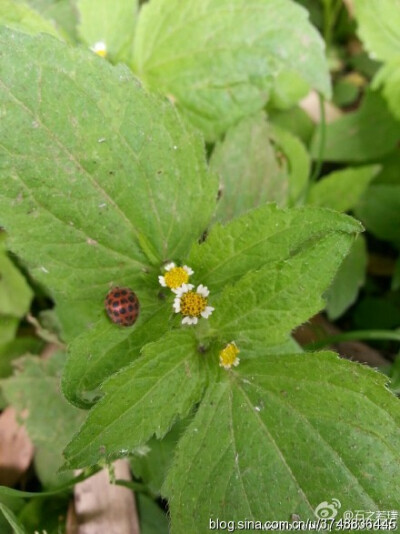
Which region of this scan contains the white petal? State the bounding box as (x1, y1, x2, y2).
(183, 316, 198, 325)
(173, 287, 184, 297)
(164, 262, 176, 271)
(183, 265, 194, 275)
(201, 306, 214, 319)
(158, 276, 166, 287)
(181, 283, 194, 293)
(196, 284, 209, 297)
(233, 358, 240, 367)
(174, 283, 192, 296)
(173, 298, 181, 312)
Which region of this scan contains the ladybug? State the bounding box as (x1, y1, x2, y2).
(105, 287, 140, 326)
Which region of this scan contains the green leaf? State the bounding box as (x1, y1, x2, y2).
(325, 235, 367, 320)
(0, 244, 33, 318)
(353, 0, 400, 62)
(0, 492, 24, 520)
(1, 352, 85, 487)
(210, 229, 359, 353)
(18, 497, 69, 534)
(0, 468, 100, 499)
(133, 0, 331, 140)
(270, 125, 310, 204)
(0, 0, 61, 38)
(311, 91, 400, 162)
(77, 0, 138, 63)
(0, 504, 26, 534)
(261, 336, 302, 356)
(164, 353, 400, 531)
(0, 316, 19, 345)
(53, 297, 103, 341)
(353, 297, 400, 331)
(268, 70, 310, 110)
(210, 113, 287, 223)
(189, 204, 362, 293)
(308, 165, 380, 212)
(392, 258, 400, 291)
(332, 79, 359, 108)
(62, 299, 170, 408)
(355, 185, 400, 245)
(373, 150, 400, 186)
(26, 0, 79, 41)
(348, 51, 381, 79)
(130, 418, 189, 497)
(269, 106, 315, 146)
(373, 60, 400, 121)
(137, 494, 169, 534)
(63, 330, 206, 469)
(0, 28, 217, 339)
(0, 519, 12, 534)
(0, 337, 43, 378)
(387, 355, 400, 395)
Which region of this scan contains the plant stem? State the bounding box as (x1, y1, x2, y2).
(0, 466, 101, 499)
(323, 0, 342, 51)
(115, 479, 156, 498)
(305, 330, 400, 351)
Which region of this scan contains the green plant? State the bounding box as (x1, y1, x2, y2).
(0, 0, 400, 532)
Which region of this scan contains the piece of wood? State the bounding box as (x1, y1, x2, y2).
(294, 314, 389, 367)
(0, 406, 34, 486)
(300, 90, 343, 124)
(343, 0, 354, 17)
(71, 460, 140, 534)
(367, 253, 396, 277)
(66, 500, 79, 534)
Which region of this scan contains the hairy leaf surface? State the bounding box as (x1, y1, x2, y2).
(164, 353, 400, 532)
(133, 0, 330, 140)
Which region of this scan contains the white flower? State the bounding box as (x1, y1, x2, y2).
(173, 284, 214, 325)
(158, 263, 194, 291)
(91, 41, 107, 57)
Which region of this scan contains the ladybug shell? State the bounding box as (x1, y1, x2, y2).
(105, 287, 140, 326)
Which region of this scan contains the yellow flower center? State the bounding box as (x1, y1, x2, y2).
(180, 292, 207, 317)
(219, 343, 240, 368)
(95, 48, 107, 58)
(164, 267, 190, 289)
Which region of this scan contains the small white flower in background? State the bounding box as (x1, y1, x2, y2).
(158, 262, 194, 292)
(173, 284, 214, 325)
(91, 41, 107, 58)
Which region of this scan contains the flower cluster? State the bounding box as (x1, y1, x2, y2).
(159, 262, 214, 325)
(159, 262, 240, 369)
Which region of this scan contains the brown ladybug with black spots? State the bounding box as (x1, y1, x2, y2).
(105, 287, 140, 326)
